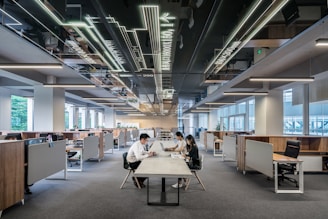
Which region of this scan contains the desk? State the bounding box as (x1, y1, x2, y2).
(245, 140, 304, 194)
(134, 141, 192, 206)
(273, 153, 304, 194)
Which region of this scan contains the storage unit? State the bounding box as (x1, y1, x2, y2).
(0, 140, 24, 217)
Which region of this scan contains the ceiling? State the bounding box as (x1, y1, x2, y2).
(0, 0, 328, 116)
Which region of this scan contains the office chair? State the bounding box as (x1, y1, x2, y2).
(67, 151, 79, 167)
(120, 152, 141, 189)
(278, 140, 301, 187)
(185, 154, 206, 191)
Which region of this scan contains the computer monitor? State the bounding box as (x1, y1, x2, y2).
(6, 132, 22, 140)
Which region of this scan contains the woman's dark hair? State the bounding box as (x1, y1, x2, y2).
(175, 131, 183, 137)
(185, 134, 197, 148)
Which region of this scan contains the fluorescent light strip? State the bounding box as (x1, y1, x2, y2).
(223, 92, 268, 96)
(43, 84, 95, 88)
(127, 114, 145, 116)
(315, 39, 328, 46)
(191, 110, 211, 113)
(249, 77, 315, 82)
(205, 0, 263, 72)
(0, 63, 62, 69)
(83, 98, 118, 101)
(100, 103, 127, 105)
(205, 102, 235, 105)
(196, 107, 220, 110)
(214, 0, 289, 74)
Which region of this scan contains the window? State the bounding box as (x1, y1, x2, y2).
(283, 89, 303, 134)
(309, 101, 328, 136)
(11, 95, 28, 131)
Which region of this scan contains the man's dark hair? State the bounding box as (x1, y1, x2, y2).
(139, 133, 150, 140)
(175, 131, 183, 137)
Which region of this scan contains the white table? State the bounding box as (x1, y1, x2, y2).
(134, 141, 192, 206)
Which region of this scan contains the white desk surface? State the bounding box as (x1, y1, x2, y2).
(135, 140, 192, 178)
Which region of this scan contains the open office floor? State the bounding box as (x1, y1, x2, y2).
(3, 146, 328, 219)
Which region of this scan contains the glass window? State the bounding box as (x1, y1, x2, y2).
(309, 101, 328, 136)
(283, 89, 303, 134)
(11, 95, 28, 131)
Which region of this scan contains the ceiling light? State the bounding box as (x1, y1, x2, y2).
(249, 77, 315, 82)
(83, 97, 118, 101)
(100, 103, 127, 105)
(127, 114, 145, 116)
(0, 63, 62, 69)
(205, 102, 235, 105)
(43, 84, 96, 88)
(204, 79, 228, 84)
(191, 110, 210, 113)
(223, 92, 268, 96)
(196, 107, 220, 110)
(315, 39, 328, 46)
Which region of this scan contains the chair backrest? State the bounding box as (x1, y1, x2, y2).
(122, 152, 130, 169)
(284, 140, 301, 158)
(197, 154, 204, 171)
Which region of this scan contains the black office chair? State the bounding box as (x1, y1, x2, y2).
(278, 140, 301, 187)
(67, 151, 79, 167)
(120, 152, 141, 189)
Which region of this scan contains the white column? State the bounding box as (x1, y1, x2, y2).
(0, 87, 11, 130)
(303, 84, 309, 135)
(104, 108, 115, 128)
(73, 107, 79, 129)
(33, 85, 65, 131)
(255, 90, 283, 135)
(85, 108, 91, 128)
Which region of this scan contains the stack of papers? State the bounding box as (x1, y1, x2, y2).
(171, 153, 184, 159)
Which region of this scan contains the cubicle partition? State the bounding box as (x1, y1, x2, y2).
(245, 140, 273, 177)
(83, 136, 100, 161)
(27, 140, 66, 185)
(104, 133, 114, 154)
(222, 135, 237, 161)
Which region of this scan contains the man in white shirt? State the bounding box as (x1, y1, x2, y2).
(127, 133, 155, 188)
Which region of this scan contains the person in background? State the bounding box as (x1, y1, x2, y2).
(164, 131, 187, 155)
(172, 134, 200, 189)
(184, 134, 200, 170)
(5, 135, 17, 140)
(127, 133, 155, 188)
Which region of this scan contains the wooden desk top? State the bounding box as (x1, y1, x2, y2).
(273, 153, 302, 162)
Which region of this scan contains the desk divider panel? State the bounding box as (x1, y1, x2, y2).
(104, 133, 113, 151)
(245, 140, 273, 178)
(223, 135, 237, 161)
(28, 140, 66, 185)
(83, 136, 99, 161)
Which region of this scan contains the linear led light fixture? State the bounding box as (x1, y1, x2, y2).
(223, 92, 268, 96)
(191, 110, 211, 113)
(127, 114, 145, 116)
(249, 77, 315, 82)
(205, 102, 235, 105)
(83, 97, 118, 101)
(0, 9, 22, 26)
(204, 0, 263, 73)
(0, 63, 62, 69)
(196, 107, 220, 110)
(315, 39, 328, 46)
(99, 103, 127, 105)
(43, 84, 95, 88)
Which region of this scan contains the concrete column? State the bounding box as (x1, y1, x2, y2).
(0, 87, 11, 130)
(33, 85, 65, 131)
(85, 108, 91, 128)
(104, 108, 115, 128)
(73, 107, 79, 129)
(255, 90, 283, 135)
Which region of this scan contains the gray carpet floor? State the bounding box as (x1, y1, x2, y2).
(2, 145, 328, 219)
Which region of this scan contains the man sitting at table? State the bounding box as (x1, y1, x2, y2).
(127, 133, 155, 188)
(164, 131, 187, 155)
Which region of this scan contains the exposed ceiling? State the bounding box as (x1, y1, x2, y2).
(0, 0, 327, 116)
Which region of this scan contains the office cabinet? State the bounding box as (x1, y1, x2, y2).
(0, 140, 24, 217)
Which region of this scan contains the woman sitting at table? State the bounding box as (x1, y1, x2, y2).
(164, 131, 187, 155)
(172, 134, 200, 188)
(185, 134, 200, 170)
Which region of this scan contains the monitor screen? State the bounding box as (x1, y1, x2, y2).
(6, 132, 22, 140)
